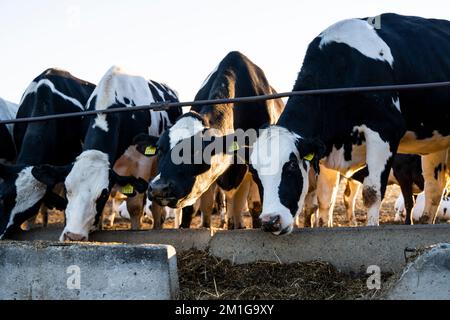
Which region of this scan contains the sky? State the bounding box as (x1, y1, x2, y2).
(1, 0, 449, 104)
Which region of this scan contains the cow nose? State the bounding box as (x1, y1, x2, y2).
(63, 232, 87, 242)
(149, 180, 174, 199)
(261, 215, 282, 233)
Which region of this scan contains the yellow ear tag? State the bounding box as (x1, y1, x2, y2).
(145, 146, 157, 156)
(229, 141, 240, 153)
(122, 184, 134, 195)
(304, 153, 315, 161)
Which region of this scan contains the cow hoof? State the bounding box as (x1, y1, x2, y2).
(252, 218, 262, 229)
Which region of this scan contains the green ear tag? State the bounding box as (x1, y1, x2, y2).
(145, 146, 157, 156)
(304, 153, 315, 161)
(122, 184, 134, 195)
(229, 141, 240, 153)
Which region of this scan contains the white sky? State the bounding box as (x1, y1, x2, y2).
(1, 0, 449, 103)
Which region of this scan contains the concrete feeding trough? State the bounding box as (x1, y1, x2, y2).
(0, 241, 178, 300)
(12, 224, 450, 272)
(387, 243, 450, 300)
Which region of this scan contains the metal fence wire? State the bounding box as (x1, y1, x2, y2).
(1, 81, 450, 125)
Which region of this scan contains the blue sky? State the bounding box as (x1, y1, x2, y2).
(1, 0, 449, 103)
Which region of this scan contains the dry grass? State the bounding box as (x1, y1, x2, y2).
(177, 250, 393, 300)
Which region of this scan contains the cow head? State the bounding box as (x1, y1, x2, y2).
(0, 163, 71, 239)
(249, 126, 325, 235)
(148, 114, 245, 208)
(58, 149, 148, 241)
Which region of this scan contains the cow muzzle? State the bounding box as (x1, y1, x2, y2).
(148, 180, 177, 206)
(63, 232, 88, 242)
(260, 214, 293, 235)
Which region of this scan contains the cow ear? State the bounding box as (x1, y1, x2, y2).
(110, 170, 149, 196)
(132, 133, 159, 157)
(31, 164, 73, 186)
(296, 138, 326, 174)
(0, 163, 24, 179)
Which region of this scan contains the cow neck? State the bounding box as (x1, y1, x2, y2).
(199, 104, 234, 135)
(278, 95, 324, 140)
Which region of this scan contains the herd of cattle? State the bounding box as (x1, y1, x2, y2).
(1, 13, 450, 241)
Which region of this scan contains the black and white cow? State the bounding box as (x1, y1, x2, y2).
(148, 51, 284, 229)
(0, 97, 18, 165)
(39, 66, 182, 241)
(250, 13, 450, 234)
(0, 68, 95, 239)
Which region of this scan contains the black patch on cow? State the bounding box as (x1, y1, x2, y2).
(278, 153, 303, 216)
(216, 164, 248, 192)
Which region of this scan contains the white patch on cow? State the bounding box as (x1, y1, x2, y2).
(357, 125, 392, 226)
(250, 126, 304, 233)
(0, 97, 18, 134)
(148, 81, 166, 101)
(87, 66, 175, 137)
(200, 64, 219, 90)
(392, 97, 400, 112)
(61, 150, 110, 241)
(6, 167, 47, 230)
(19, 79, 85, 109)
(92, 113, 109, 132)
(168, 116, 205, 149)
(319, 18, 394, 67)
(152, 173, 161, 183)
(149, 111, 171, 136)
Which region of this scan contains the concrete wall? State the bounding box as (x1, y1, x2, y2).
(0, 241, 178, 300)
(11, 224, 450, 272)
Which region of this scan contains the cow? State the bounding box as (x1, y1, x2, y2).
(396, 191, 450, 223)
(0, 97, 18, 165)
(35, 66, 182, 241)
(341, 154, 424, 225)
(249, 13, 450, 235)
(0, 68, 95, 239)
(148, 51, 284, 229)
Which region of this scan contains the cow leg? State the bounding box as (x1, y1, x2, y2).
(303, 189, 318, 228)
(224, 173, 252, 229)
(199, 184, 217, 228)
(180, 205, 195, 228)
(343, 178, 360, 226)
(362, 129, 396, 226)
(421, 151, 447, 224)
(315, 166, 339, 227)
(173, 208, 182, 229)
(127, 193, 145, 230)
(398, 180, 414, 225)
(151, 202, 165, 229)
(247, 179, 262, 228)
(101, 197, 116, 229)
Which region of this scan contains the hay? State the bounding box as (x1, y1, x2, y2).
(178, 250, 392, 300)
